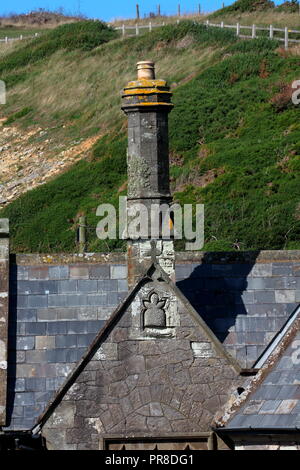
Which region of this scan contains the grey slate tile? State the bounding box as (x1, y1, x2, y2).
(49, 266, 69, 280)
(46, 348, 67, 363)
(77, 280, 98, 293)
(46, 321, 67, 335)
(66, 321, 88, 334)
(98, 279, 118, 291)
(16, 336, 35, 351)
(14, 392, 35, 406)
(89, 265, 110, 280)
(258, 400, 281, 414)
(25, 322, 47, 335)
(28, 295, 48, 308)
(24, 405, 44, 419)
(110, 265, 127, 279)
(25, 350, 47, 363)
(55, 334, 77, 349)
(58, 280, 78, 294)
(25, 378, 46, 392)
(77, 333, 97, 347)
(254, 291, 275, 304)
(17, 309, 37, 322)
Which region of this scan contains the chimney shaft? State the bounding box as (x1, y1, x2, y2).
(122, 62, 175, 287)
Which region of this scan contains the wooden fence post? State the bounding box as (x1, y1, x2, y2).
(269, 24, 273, 39)
(149, 21, 152, 32)
(136, 23, 139, 35)
(252, 24, 256, 39)
(122, 24, 125, 37)
(236, 23, 240, 37)
(5, 36, 8, 44)
(221, 21, 224, 28)
(284, 26, 288, 50)
(78, 216, 86, 254)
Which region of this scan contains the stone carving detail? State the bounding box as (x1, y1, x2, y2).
(143, 291, 167, 328)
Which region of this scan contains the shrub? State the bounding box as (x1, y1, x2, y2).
(0, 21, 118, 74)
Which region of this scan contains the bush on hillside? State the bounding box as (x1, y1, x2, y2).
(210, 0, 275, 17)
(0, 21, 118, 74)
(276, 1, 299, 12)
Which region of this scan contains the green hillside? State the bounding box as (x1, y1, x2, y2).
(0, 20, 299, 252)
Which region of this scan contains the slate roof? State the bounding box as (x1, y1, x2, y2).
(176, 262, 299, 368)
(223, 313, 300, 429)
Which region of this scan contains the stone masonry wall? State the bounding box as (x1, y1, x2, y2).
(42, 273, 241, 450)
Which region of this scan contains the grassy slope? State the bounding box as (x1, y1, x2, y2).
(0, 21, 299, 253)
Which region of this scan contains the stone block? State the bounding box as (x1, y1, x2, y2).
(93, 343, 118, 361)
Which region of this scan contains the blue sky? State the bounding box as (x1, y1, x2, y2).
(0, 1, 282, 22)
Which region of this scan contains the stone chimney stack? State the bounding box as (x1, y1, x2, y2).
(0, 219, 9, 426)
(122, 62, 175, 287)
